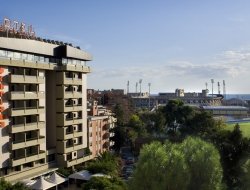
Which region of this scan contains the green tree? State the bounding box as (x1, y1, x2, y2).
(163, 99, 194, 127)
(212, 124, 250, 188)
(129, 137, 223, 190)
(83, 176, 126, 190)
(114, 104, 125, 126)
(86, 152, 119, 176)
(0, 179, 31, 190)
(128, 114, 145, 135)
(0, 179, 11, 190)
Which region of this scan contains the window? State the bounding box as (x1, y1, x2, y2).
(62, 58, 67, 65)
(22, 53, 28, 60)
(0, 50, 6, 57)
(13, 52, 21, 59)
(7, 51, 13, 58)
(27, 54, 34, 61)
(39, 56, 44, 62)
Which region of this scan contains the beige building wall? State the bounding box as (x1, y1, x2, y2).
(45, 71, 57, 149)
(82, 74, 88, 148)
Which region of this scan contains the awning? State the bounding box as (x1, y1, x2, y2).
(47, 172, 68, 185)
(91, 173, 111, 178)
(68, 170, 92, 181)
(29, 176, 56, 190)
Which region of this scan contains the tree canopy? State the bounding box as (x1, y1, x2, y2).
(129, 137, 223, 190)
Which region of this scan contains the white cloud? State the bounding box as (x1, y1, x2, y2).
(88, 49, 250, 93)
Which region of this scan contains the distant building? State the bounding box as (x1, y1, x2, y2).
(87, 101, 116, 157)
(87, 89, 134, 123)
(130, 89, 223, 109)
(202, 106, 248, 116)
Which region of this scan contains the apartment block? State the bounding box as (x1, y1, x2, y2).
(87, 101, 116, 157)
(0, 33, 92, 182)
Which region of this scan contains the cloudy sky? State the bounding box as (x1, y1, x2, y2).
(1, 0, 250, 93)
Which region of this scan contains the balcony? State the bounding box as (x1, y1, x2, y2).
(8, 91, 45, 100)
(11, 136, 45, 150)
(10, 107, 45, 116)
(56, 141, 83, 154)
(9, 75, 45, 84)
(11, 150, 46, 167)
(57, 153, 93, 167)
(56, 85, 82, 99)
(11, 122, 45, 133)
(0, 58, 57, 70)
(57, 128, 83, 140)
(67, 154, 93, 167)
(56, 103, 82, 112)
(56, 114, 82, 126)
(60, 64, 91, 73)
(56, 73, 83, 85)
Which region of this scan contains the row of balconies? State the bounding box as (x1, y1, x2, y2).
(56, 140, 83, 154)
(56, 86, 82, 99)
(56, 126, 83, 140)
(10, 106, 45, 117)
(56, 72, 83, 85)
(57, 152, 93, 168)
(56, 99, 82, 112)
(8, 91, 45, 100)
(8, 74, 45, 84)
(11, 150, 46, 167)
(10, 121, 45, 133)
(11, 136, 45, 150)
(56, 113, 82, 126)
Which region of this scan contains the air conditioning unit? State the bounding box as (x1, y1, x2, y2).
(72, 151, 77, 159)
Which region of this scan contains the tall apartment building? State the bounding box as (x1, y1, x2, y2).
(0, 31, 92, 182)
(87, 101, 116, 157)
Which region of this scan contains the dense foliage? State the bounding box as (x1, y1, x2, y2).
(129, 137, 223, 190)
(83, 176, 127, 190)
(0, 179, 30, 190)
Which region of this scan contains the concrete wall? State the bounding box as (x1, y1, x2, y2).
(45, 71, 57, 149)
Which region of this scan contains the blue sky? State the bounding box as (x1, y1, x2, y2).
(1, 0, 250, 93)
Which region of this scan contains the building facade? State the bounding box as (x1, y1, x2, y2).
(87, 101, 116, 158)
(0, 33, 92, 182)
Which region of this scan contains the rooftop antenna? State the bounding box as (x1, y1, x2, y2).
(127, 81, 129, 94)
(205, 82, 208, 90)
(218, 82, 221, 94)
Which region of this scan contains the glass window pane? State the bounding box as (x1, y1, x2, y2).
(0, 50, 6, 57)
(22, 53, 28, 60)
(27, 54, 34, 61)
(7, 51, 13, 58)
(14, 52, 21, 59)
(62, 58, 67, 64)
(39, 56, 44, 62)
